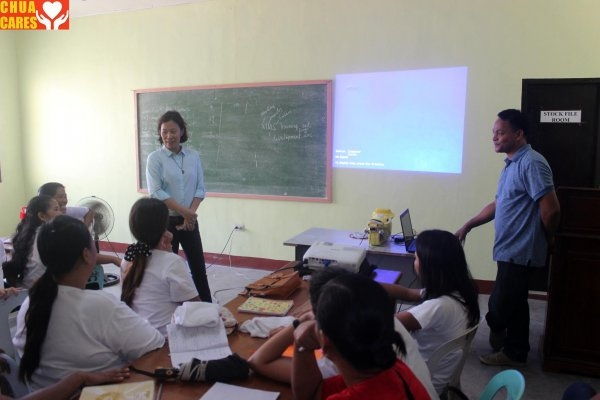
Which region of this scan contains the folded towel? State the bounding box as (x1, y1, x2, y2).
(173, 302, 220, 327)
(218, 306, 238, 335)
(239, 316, 295, 338)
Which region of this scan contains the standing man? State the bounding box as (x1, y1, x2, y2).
(456, 109, 560, 366)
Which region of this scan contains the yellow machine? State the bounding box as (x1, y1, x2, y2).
(367, 208, 395, 246)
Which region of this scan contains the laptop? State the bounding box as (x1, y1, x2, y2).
(399, 208, 416, 253)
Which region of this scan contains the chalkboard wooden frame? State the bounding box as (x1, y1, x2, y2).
(135, 80, 332, 202)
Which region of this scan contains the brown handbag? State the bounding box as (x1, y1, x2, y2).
(241, 269, 302, 299)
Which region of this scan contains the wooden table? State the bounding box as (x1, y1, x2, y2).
(127, 280, 310, 399)
(283, 227, 414, 261)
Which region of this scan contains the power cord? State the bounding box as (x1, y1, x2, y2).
(206, 227, 238, 270)
(99, 236, 121, 258)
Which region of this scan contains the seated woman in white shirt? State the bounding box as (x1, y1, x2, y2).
(37, 182, 93, 225)
(121, 197, 200, 336)
(37, 182, 121, 267)
(382, 229, 480, 395)
(0, 241, 20, 299)
(13, 215, 164, 390)
(2, 195, 61, 289)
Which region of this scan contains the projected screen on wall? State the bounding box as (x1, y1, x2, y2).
(333, 66, 468, 173)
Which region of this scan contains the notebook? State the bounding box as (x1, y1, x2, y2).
(79, 380, 154, 400)
(399, 208, 416, 253)
(237, 296, 294, 316)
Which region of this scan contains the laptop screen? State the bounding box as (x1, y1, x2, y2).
(399, 209, 414, 242)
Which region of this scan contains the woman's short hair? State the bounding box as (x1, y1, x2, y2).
(38, 182, 65, 197)
(156, 110, 188, 144)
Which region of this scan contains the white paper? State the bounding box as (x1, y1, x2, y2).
(200, 382, 279, 400)
(167, 321, 232, 367)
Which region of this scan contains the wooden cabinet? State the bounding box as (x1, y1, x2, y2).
(543, 187, 600, 377)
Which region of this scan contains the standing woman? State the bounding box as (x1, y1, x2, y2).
(121, 197, 200, 335)
(2, 195, 61, 288)
(146, 110, 212, 301)
(13, 215, 164, 390)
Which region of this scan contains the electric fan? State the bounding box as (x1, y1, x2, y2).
(77, 196, 115, 242)
(77, 196, 119, 288)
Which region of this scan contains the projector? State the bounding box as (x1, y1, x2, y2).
(302, 241, 367, 273)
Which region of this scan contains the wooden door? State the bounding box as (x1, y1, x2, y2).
(521, 78, 600, 189)
(521, 78, 600, 291)
(543, 187, 600, 377)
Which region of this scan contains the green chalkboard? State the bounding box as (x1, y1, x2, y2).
(135, 81, 332, 202)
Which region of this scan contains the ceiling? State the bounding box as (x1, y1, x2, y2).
(70, 0, 208, 18)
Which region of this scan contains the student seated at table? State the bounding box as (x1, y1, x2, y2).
(2, 195, 61, 289)
(248, 268, 438, 399)
(121, 197, 200, 335)
(291, 272, 430, 399)
(13, 215, 164, 390)
(37, 182, 93, 225)
(381, 229, 480, 394)
(38, 182, 122, 267)
(0, 242, 19, 299)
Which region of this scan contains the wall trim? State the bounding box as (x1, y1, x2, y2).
(99, 241, 289, 271)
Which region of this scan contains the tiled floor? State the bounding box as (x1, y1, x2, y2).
(460, 295, 600, 399)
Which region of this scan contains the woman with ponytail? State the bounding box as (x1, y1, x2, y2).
(121, 197, 200, 335)
(13, 215, 164, 390)
(2, 195, 61, 288)
(291, 272, 430, 400)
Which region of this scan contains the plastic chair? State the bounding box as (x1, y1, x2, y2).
(478, 369, 525, 400)
(0, 352, 30, 398)
(0, 290, 28, 359)
(426, 323, 479, 393)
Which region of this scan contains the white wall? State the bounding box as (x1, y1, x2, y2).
(2, 0, 600, 280)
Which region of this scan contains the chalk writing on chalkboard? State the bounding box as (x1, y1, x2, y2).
(135, 81, 332, 202)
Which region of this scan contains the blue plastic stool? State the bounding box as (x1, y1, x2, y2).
(479, 369, 525, 400)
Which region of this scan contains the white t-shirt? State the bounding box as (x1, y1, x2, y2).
(0, 241, 5, 287)
(408, 294, 470, 394)
(21, 230, 45, 289)
(13, 285, 165, 390)
(128, 249, 199, 336)
(0, 241, 5, 274)
(317, 318, 439, 400)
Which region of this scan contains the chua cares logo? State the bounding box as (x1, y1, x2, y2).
(0, 0, 69, 30)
